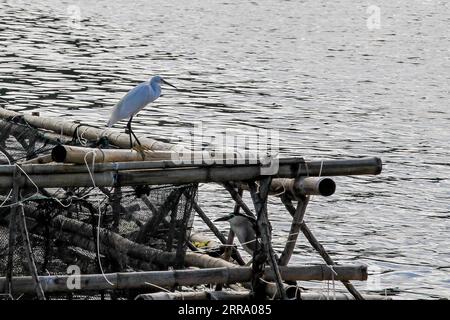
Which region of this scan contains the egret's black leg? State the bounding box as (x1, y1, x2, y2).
(126, 117, 133, 149)
(126, 117, 142, 148)
(130, 129, 142, 147)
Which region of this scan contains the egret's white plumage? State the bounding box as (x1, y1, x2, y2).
(106, 75, 176, 147)
(107, 82, 153, 127)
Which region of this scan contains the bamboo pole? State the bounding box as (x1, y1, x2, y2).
(281, 198, 364, 300)
(278, 196, 310, 266)
(0, 210, 170, 272)
(51, 145, 242, 164)
(0, 107, 184, 152)
(9, 211, 177, 267)
(51, 145, 176, 163)
(0, 119, 72, 145)
(136, 291, 251, 300)
(234, 177, 336, 200)
(17, 204, 46, 300)
(5, 167, 20, 296)
(0, 157, 383, 177)
(52, 215, 177, 266)
(0, 265, 368, 294)
(136, 291, 390, 300)
(0, 157, 382, 189)
(185, 251, 365, 284)
(249, 178, 287, 300)
(298, 292, 390, 300)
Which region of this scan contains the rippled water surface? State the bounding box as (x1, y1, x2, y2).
(1, 0, 449, 299)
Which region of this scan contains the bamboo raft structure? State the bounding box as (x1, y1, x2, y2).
(0, 107, 386, 300)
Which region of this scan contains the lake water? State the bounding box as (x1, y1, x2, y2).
(0, 0, 449, 299)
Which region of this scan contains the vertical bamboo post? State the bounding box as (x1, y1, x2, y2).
(281, 198, 364, 300)
(249, 178, 287, 300)
(18, 204, 46, 300)
(5, 167, 20, 296)
(278, 196, 310, 266)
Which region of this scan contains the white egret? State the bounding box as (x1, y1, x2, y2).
(215, 213, 257, 255)
(107, 75, 176, 147)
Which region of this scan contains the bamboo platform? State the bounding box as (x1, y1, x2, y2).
(0, 107, 385, 300)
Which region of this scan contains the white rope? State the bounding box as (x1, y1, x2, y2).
(0, 150, 82, 209)
(326, 264, 337, 300)
(284, 283, 302, 300)
(271, 178, 289, 197)
(0, 163, 41, 208)
(144, 282, 172, 293)
(77, 127, 88, 146)
(258, 277, 278, 300)
(83, 150, 114, 286)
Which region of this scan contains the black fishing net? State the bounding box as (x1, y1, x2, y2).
(0, 116, 197, 300)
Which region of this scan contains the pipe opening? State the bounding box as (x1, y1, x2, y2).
(51, 145, 67, 163)
(318, 178, 336, 196)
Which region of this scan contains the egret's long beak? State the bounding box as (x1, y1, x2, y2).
(162, 79, 177, 89)
(214, 215, 232, 222)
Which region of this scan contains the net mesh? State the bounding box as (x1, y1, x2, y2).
(0, 116, 197, 300)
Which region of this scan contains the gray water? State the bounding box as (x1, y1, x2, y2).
(0, 0, 449, 299)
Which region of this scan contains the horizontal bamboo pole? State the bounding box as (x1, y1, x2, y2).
(0, 157, 306, 175)
(0, 157, 382, 189)
(52, 145, 175, 163)
(298, 292, 391, 300)
(281, 177, 336, 197)
(185, 252, 367, 281)
(51, 145, 244, 165)
(234, 177, 336, 200)
(0, 209, 178, 268)
(135, 291, 391, 300)
(0, 107, 183, 152)
(0, 265, 367, 294)
(0, 119, 71, 146)
(136, 291, 251, 300)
